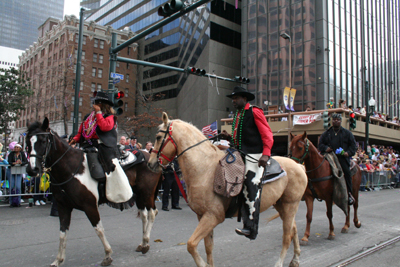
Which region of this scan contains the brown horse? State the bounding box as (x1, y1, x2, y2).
(289, 132, 362, 245)
(25, 118, 161, 266)
(147, 112, 308, 267)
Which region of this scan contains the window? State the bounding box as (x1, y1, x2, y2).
(83, 36, 86, 45)
(97, 84, 102, 91)
(54, 38, 59, 47)
(126, 74, 129, 82)
(91, 83, 96, 92)
(125, 88, 129, 97)
(41, 49, 45, 57)
(71, 112, 82, 121)
(60, 34, 65, 43)
(93, 53, 98, 62)
(82, 51, 85, 60)
(74, 64, 76, 73)
(100, 40, 104, 49)
(49, 43, 53, 52)
(94, 38, 98, 48)
(116, 61, 119, 67)
(92, 67, 96, 77)
(81, 66, 84, 75)
(48, 57, 52, 66)
(80, 81, 84, 91)
(59, 49, 63, 58)
(98, 69, 103, 78)
(125, 102, 128, 112)
(127, 63, 129, 69)
(99, 54, 103, 64)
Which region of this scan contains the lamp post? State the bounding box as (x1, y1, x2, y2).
(365, 96, 376, 152)
(280, 32, 292, 154)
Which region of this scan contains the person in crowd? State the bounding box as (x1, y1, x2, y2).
(142, 142, 153, 153)
(318, 113, 357, 205)
(348, 105, 353, 111)
(161, 160, 182, 211)
(372, 151, 380, 161)
(119, 136, 127, 150)
(339, 99, 347, 109)
(326, 97, 335, 109)
(8, 143, 28, 207)
(360, 106, 366, 115)
(126, 136, 137, 150)
(136, 143, 143, 150)
(221, 86, 274, 239)
(305, 106, 311, 111)
(33, 174, 46, 206)
(354, 107, 361, 113)
(125, 138, 131, 147)
(359, 159, 368, 191)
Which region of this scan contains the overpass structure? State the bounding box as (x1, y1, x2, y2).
(221, 108, 400, 156)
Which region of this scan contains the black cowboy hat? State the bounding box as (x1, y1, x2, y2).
(226, 86, 255, 101)
(93, 91, 113, 106)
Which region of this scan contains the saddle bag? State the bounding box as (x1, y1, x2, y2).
(214, 149, 245, 197)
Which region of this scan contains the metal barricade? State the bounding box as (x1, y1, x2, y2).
(360, 170, 395, 190)
(0, 164, 52, 206)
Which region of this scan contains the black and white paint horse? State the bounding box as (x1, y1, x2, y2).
(26, 118, 162, 266)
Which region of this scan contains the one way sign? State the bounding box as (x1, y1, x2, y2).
(110, 72, 124, 80)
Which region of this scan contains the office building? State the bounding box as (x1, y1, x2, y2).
(241, 0, 399, 117)
(84, 0, 242, 127)
(13, 16, 138, 141)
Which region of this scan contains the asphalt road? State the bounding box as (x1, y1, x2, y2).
(1, 188, 400, 267)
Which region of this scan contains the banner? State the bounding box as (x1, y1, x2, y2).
(289, 88, 296, 111)
(283, 87, 290, 110)
(293, 113, 322, 126)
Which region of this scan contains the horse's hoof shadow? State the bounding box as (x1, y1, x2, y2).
(341, 228, 349, 233)
(101, 257, 113, 266)
(327, 235, 335, 240)
(299, 240, 308, 246)
(141, 245, 150, 254)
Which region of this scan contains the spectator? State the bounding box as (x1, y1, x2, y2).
(326, 97, 335, 109)
(126, 136, 137, 150)
(359, 159, 368, 191)
(305, 106, 311, 111)
(354, 107, 361, 113)
(348, 105, 353, 111)
(360, 106, 366, 115)
(339, 99, 347, 109)
(33, 174, 46, 206)
(8, 143, 28, 207)
(136, 142, 143, 150)
(119, 136, 127, 149)
(371, 151, 379, 161)
(142, 142, 153, 153)
(162, 160, 182, 211)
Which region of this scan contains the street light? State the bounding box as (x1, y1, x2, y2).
(280, 32, 292, 155)
(365, 96, 376, 152)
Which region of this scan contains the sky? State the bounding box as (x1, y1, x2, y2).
(64, 0, 81, 18)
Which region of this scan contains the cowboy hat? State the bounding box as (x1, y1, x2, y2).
(226, 86, 255, 101)
(93, 91, 113, 106)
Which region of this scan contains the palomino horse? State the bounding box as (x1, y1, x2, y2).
(25, 118, 161, 266)
(289, 132, 362, 245)
(147, 112, 308, 267)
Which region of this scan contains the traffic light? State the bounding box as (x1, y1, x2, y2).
(113, 91, 125, 115)
(349, 111, 356, 130)
(323, 110, 331, 130)
(187, 66, 206, 76)
(158, 0, 184, 17)
(234, 76, 250, 84)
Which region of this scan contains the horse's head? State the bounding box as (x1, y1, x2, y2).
(26, 118, 52, 176)
(289, 131, 310, 164)
(148, 112, 177, 173)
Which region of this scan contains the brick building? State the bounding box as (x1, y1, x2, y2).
(14, 16, 138, 140)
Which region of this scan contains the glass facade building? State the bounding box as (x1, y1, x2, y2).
(242, 0, 399, 117)
(84, 0, 241, 100)
(0, 0, 64, 51)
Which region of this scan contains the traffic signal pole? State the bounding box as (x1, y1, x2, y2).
(108, 33, 117, 92)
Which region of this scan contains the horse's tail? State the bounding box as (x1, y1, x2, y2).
(266, 212, 280, 224)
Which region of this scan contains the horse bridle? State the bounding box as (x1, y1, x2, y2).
(291, 138, 310, 164)
(151, 121, 211, 169)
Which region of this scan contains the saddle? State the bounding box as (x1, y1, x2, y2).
(261, 158, 286, 184)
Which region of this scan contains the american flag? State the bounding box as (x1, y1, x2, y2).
(201, 121, 218, 137)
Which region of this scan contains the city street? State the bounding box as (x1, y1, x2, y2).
(1, 188, 399, 267)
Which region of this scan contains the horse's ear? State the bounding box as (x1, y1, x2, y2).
(302, 131, 307, 139)
(162, 112, 169, 125)
(42, 117, 50, 131)
(290, 133, 295, 139)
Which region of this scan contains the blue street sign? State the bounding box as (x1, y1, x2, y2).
(113, 78, 121, 84)
(110, 72, 124, 80)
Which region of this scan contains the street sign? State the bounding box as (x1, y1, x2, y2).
(110, 72, 124, 80)
(113, 78, 121, 84)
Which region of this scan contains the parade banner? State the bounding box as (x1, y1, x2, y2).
(283, 87, 290, 110)
(289, 88, 296, 111)
(293, 113, 322, 126)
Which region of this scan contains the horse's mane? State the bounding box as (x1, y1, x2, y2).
(167, 119, 210, 141)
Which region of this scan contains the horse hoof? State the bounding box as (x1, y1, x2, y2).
(341, 228, 349, 233)
(101, 256, 113, 266)
(355, 221, 362, 228)
(289, 261, 300, 267)
(300, 240, 308, 246)
(141, 245, 150, 254)
(328, 235, 335, 240)
(135, 244, 143, 252)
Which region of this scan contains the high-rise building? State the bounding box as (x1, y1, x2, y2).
(0, 0, 64, 51)
(13, 16, 138, 141)
(84, 0, 242, 127)
(242, 0, 399, 118)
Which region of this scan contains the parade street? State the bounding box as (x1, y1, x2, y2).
(1, 188, 400, 267)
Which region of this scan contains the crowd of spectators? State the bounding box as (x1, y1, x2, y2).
(352, 144, 400, 190)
